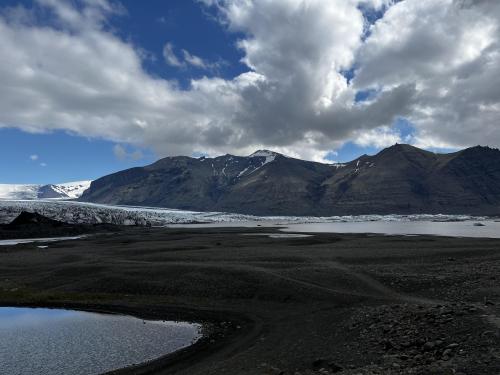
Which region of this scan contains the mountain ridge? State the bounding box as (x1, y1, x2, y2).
(79, 144, 500, 216)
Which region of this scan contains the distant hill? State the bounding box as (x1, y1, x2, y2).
(0, 181, 91, 200)
(79, 145, 500, 216)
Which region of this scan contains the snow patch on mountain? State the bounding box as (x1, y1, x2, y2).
(249, 150, 278, 158)
(249, 150, 278, 164)
(235, 150, 278, 177)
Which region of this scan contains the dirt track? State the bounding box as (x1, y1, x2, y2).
(0, 227, 499, 374)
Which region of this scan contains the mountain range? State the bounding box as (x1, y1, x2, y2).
(79, 144, 500, 216)
(0, 181, 92, 200)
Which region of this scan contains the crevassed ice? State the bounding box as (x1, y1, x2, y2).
(0, 200, 490, 227)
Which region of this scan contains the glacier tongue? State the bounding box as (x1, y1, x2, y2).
(0, 200, 485, 227)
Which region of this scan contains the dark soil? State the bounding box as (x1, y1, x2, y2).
(0, 226, 498, 374)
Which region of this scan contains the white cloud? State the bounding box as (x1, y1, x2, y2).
(0, 0, 498, 161)
(113, 144, 127, 160)
(30, 154, 39, 161)
(162, 43, 184, 67)
(40, 162, 47, 167)
(182, 49, 208, 69)
(353, 126, 402, 148)
(113, 144, 143, 161)
(163, 42, 222, 71)
(355, 0, 500, 149)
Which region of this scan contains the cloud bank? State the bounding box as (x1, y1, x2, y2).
(0, 0, 499, 161)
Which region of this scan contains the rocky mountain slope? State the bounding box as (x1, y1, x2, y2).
(0, 181, 91, 200)
(80, 145, 500, 215)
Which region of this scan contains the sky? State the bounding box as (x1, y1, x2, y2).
(0, 0, 499, 184)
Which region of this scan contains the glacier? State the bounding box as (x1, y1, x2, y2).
(0, 181, 91, 200)
(0, 199, 491, 227)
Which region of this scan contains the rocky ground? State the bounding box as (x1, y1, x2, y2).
(0, 211, 121, 239)
(0, 226, 498, 374)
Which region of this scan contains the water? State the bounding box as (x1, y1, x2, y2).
(0, 307, 201, 375)
(282, 220, 500, 238)
(242, 233, 313, 238)
(0, 236, 85, 246)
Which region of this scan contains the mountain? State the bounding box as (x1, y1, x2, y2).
(79, 145, 500, 216)
(0, 181, 92, 200)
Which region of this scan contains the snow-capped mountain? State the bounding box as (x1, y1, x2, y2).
(0, 181, 92, 200)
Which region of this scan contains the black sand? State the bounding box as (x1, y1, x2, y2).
(0, 226, 499, 374)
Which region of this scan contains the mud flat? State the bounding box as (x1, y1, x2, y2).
(0, 226, 499, 374)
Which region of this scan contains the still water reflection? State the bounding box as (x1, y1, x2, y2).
(283, 220, 500, 238)
(0, 307, 201, 375)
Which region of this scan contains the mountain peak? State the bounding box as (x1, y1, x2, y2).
(248, 150, 280, 158)
(386, 143, 418, 151)
(377, 143, 434, 157)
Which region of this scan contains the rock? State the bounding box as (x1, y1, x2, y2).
(423, 341, 435, 351)
(327, 362, 343, 373)
(382, 340, 394, 351)
(443, 349, 452, 357)
(312, 359, 328, 370)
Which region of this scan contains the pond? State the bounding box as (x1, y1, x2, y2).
(0, 307, 201, 375)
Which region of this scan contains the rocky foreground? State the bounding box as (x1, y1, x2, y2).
(0, 227, 498, 374)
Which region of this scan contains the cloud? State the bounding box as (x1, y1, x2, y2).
(163, 42, 222, 71)
(40, 162, 47, 167)
(30, 154, 39, 161)
(181, 49, 209, 69)
(354, 0, 500, 149)
(162, 42, 184, 67)
(0, 0, 498, 161)
(353, 126, 403, 148)
(113, 144, 143, 161)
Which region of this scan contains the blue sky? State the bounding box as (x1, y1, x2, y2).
(1, 0, 494, 184)
(0, 128, 155, 184)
